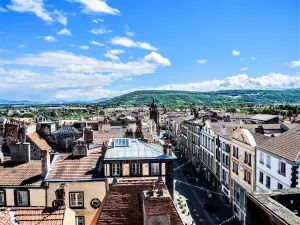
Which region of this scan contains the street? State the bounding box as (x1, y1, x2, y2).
(173, 158, 238, 225)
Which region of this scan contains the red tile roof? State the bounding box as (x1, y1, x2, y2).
(0, 160, 42, 186)
(0, 207, 65, 225)
(94, 181, 183, 225)
(27, 132, 51, 151)
(0, 209, 13, 225)
(46, 150, 101, 180)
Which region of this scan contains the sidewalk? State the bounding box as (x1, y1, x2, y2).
(174, 191, 195, 225)
(175, 154, 236, 224)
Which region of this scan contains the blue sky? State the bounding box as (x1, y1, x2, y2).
(0, 0, 299, 101)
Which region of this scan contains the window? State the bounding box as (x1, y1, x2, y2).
(111, 163, 121, 176)
(70, 192, 84, 208)
(233, 146, 239, 158)
(75, 216, 85, 225)
(260, 152, 264, 164)
(130, 163, 141, 176)
(150, 163, 160, 175)
(0, 190, 5, 206)
(244, 170, 251, 184)
(259, 171, 264, 184)
(266, 155, 271, 168)
(278, 183, 283, 189)
(233, 162, 239, 175)
(266, 176, 271, 189)
(244, 152, 251, 166)
(278, 161, 286, 176)
(15, 190, 29, 206)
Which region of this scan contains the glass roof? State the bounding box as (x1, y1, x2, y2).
(114, 138, 129, 147)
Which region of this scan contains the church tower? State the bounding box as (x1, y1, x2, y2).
(149, 98, 160, 136)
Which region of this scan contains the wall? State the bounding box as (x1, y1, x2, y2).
(47, 181, 106, 225)
(256, 148, 292, 191)
(63, 207, 76, 225)
(4, 188, 46, 206)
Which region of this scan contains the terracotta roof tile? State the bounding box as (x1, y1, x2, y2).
(47, 151, 101, 180)
(96, 181, 183, 225)
(259, 125, 300, 162)
(0, 160, 42, 186)
(0, 209, 13, 225)
(27, 132, 51, 151)
(0, 207, 65, 225)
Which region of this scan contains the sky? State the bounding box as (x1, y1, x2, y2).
(0, 0, 299, 101)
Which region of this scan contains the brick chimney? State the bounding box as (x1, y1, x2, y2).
(41, 150, 50, 178)
(72, 138, 88, 156)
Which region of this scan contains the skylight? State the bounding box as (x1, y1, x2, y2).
(114, 138, 129, 147)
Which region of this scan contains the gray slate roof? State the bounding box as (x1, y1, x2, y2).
(53, 126, 81, 134)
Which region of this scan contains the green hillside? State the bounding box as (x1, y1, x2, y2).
(97, 89, 300, 108)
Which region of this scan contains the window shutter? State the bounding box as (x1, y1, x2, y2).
(14, 190, 18, 206)
(159, 162, 162, 175)
(120, 163, 123, 176)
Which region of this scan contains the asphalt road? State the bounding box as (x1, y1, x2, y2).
(174, 160, 216, 225)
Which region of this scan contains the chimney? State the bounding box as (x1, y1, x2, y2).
(0, 148, 4, 164)
(72, 139, 88, 156)
(11, 142, 31, 162)
(41, 150, 50, 178)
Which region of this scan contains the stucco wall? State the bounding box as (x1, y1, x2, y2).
(47, 181, 106, 225)
(4, 188, 45, 206)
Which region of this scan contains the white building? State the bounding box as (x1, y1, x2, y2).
(256, 125, 300, 191)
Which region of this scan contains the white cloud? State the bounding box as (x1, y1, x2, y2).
(92, 18, 104, 23)
(57, 28, 72, 36)
(126, 31, 134, 37)
(68, 0, 120, 15)
(90, 28, 112, 35)
(197, 59, 207, 64)
(289, 60, 300, 68)
(79, 45, 89, 50)
(0, 49, 12, 54)
(53, 10, 67, 25)
(250, 57, 255, 60)
(144, 52, 171, 66)
(156, 73, 300, 92)
(232, 50, 240, 56)
(125, 77, 132, 81)
(90, 40, 105, 47)
(0, 5, 7, 12)
(111, 37, 157, 51)
(2, 50, 170, 75)
(241, 67, 248, 71)
(18, 44, 26, 48)
(7, 0, 67, 25)
(44, 36, 56, 42)
(104, 49, 125, 61)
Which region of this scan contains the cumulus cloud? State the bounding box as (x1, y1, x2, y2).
(92, 18, 104, 23)
(250, 57, 255, 60)
(156, 74, 300, 92)
(79, 45, 89, 50)
(104, 49, 125, 61)
(90, 28, 112, 35)
(57, 28, 72, 36)
(144, 52, 171, 66)
(44, 36, 56, 42)
(197, 59, 207, 64)
(7, 0, 67, 25)
(111, 37, 157, 51)
(289, 60, 300, 68)
(90, 40, 105, 46)
(68, 0, 120, 15)
(18, 44, 26, 48)
(241, 67, 248, 71)
(232, 50, 240, 56)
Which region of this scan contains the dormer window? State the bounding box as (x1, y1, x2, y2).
(15, 189, 29, 206)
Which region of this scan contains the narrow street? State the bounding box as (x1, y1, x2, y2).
(173, 157, 238, 225)
(174, 160, 215, 225)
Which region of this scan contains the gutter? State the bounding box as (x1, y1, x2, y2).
(45, 178, 107, 182)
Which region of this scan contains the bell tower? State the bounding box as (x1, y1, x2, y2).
(149, 98, 160, 136)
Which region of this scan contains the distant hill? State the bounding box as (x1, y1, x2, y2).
(97, 89, 300, 107)
(0, 98, 110, 105)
